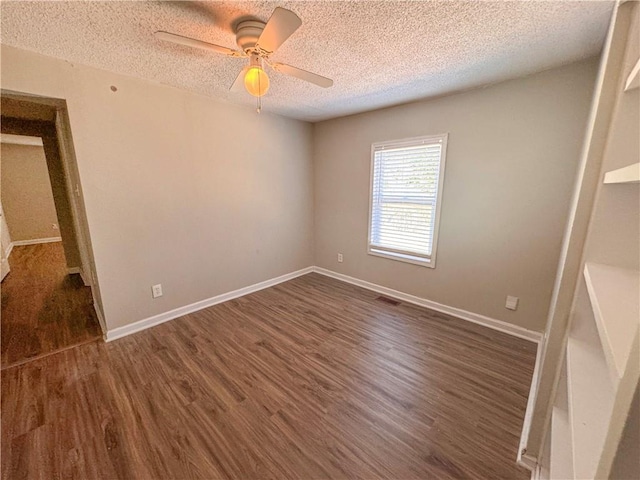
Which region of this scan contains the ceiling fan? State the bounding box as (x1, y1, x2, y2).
(155, 7, 333, 102)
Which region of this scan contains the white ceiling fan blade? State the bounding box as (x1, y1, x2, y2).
(155, 31, 244, 57)
(271, 63, 333, 88)
(255, 7, 302, 54)
(230, 66, 250, 92)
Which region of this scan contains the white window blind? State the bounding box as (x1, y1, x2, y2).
(368, 134, 447, 267)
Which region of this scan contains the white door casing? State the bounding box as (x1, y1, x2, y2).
(1, 201, 12, 281)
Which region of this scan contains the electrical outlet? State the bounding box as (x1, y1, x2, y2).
(337, 253, 343, 263)
(505, 295, 519, 311)
(52, 223, 58, 230)
(152, 284, 163, 298)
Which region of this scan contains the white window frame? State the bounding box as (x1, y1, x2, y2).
(367, 133, 448, 268)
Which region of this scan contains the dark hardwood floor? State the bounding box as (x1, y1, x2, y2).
(1, 242, 101, 369)
(1, 273, 537, 479)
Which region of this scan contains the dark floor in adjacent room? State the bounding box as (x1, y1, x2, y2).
(1, 242, 101, 369)
(1, 272, 537, 479)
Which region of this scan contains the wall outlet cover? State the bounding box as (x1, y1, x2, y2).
(506, 295, 519, 311)
(152, 284, 163, 298)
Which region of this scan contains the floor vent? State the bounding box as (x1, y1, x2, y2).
(376, 296, 401, 306)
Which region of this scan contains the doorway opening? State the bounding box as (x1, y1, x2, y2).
(1, 91, 105, 369)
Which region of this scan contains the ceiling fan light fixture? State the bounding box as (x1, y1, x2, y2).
(157, 7, 333, 106)
(244, 66, 270, 97)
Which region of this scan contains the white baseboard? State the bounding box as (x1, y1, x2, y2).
(105, 266, 315, 342)
(105, 265, 542, 345)
(66, 266, 90, 287)
(4, 242, 13, 259)
(313, 267, 543, 343)
(531, 464, 541, 480)
(12, 237, 62, 246)
(518, 339, 546, 471)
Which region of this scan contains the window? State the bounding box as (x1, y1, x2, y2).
(368, 134, 448, 268)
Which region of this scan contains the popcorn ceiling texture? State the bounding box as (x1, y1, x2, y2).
(0, 1, 612, 122)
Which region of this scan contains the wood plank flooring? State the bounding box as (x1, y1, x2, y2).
(1, 242, 101, 369)
(1, 273, 537, 479)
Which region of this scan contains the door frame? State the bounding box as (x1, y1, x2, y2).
(1, 90, 106, 334)
(0, 200, 11, 281)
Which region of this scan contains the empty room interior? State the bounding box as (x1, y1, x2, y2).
(0, 1, 638, 479)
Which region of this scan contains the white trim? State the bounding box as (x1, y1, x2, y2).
(624, 56, 639, 92)
(105, 267, 315, 342)
(95, 306, 107, 338)
(530, 463, 542, 480)
(519, 339, 547, 470)
(79, 269, 91, 287)
(368, 248, 434, 268)
(11, 237, 62, 246)
(0, 133, 43, 146)
(313, 267, 543, 343)
(67, 266, 91, 286)
(5, 242, 14, 259)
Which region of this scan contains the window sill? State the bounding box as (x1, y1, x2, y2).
(367, 248, 435, 269)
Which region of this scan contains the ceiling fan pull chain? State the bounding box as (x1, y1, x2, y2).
(257, 70, 262, 113)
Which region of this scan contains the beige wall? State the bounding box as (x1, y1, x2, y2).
(313, 59, 598, 332)
(0, 44, 597, 334)
(1, 142, 60, 241)
(1, 45, 314, 330)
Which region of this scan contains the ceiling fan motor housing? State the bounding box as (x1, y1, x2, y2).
(235, 20, 266, 53)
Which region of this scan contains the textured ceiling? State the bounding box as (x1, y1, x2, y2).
(1, 1, 613, 122)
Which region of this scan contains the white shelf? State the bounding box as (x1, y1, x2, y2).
(624, 57, 640, 92)
(603, 162, 640, 184)
(550, 359, 573, 480)
(583, 263, 640, 384)
(566, 335, 615, 480)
